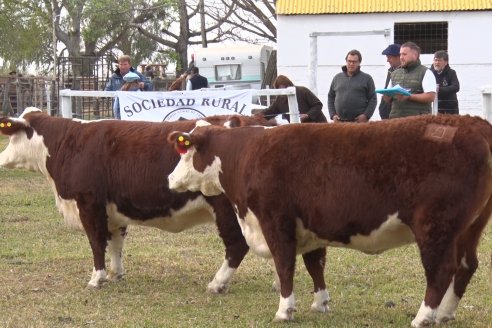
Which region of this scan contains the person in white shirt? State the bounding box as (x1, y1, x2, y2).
(386, 42, 436, 118)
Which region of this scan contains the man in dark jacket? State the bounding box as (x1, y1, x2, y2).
(379, 44, 401, 119)
(186, 67, 209, 90)
(430, 50, 460, 114)
(328, 49, 377, 122)
(104, 55, 152, 91)
(258, 75, 327, 123)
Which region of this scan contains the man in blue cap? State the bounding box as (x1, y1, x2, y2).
(379, 44, 401, 119)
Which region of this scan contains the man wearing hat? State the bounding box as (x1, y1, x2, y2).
(379, 44, 401, 119)
(112, 72, 143, 119)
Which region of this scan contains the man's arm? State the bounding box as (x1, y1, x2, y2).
(363, 76, 377, 119)
(395, 70, 436, 103)
(439, 69, 460, 96)
(327, 80, 337, 119)
(302, 87, 324, 121)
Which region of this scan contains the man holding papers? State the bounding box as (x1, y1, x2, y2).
(381, 42, 436, 118)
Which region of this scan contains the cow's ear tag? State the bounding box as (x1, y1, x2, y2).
(176, 135, 192, 154)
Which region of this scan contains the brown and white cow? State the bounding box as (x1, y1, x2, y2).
(0, 107, 274, 291)
(168, 114, 492, 327)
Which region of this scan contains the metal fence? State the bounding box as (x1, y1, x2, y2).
(0, 75, 55, 116)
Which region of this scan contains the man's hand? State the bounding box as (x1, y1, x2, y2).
(382, 95, 392, 103)
(355, 114, 368, 123)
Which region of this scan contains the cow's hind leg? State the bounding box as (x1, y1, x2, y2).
(77, 199, 109, 288)
(412, 221, 459, 326)
(207, 196, 249, 294)
(435, 203, 491, 324)
(302, 248, 329, 313)
(107, 226, 127, 282)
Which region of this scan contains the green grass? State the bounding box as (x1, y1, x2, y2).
(0, 134, 491, 327)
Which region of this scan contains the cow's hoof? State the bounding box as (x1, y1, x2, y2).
(436, 315, 455, 325)
(411, 318, 433, 327)
(107, 271, 125, 282)
(311, 300, 329, 313)
(86, 277, 107, 289)
(273, 308, 296, 322)
(207, 282, 228, 294)
(86, 281, 104, 289)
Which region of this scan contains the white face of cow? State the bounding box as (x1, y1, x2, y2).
(0, 115, 49, 174)
(168, 147, 225, 196)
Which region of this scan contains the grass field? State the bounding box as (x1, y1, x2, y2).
(0, 134, 491, 327)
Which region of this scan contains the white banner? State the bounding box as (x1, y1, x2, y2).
(116, 90, 253, 122)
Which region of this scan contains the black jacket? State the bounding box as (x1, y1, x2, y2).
(189, 74, 209, 90)
(262, 86, 327, 123)
(430, 65, 460, 111)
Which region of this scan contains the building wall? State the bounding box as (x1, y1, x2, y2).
(277, 11, 492, 119)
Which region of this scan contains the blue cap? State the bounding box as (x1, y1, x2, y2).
(123, 72, 140, 82)
(382, 44, 401, 56)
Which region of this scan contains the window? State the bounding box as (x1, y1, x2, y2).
(394, 22, 448, 54)
(215, 64, 241, 81)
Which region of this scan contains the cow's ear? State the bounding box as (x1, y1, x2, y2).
(0, 117, 31, 137)
(168, 131, 194, 154)
(226, 116, 242, 128)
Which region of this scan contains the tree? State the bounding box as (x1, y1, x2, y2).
(216, 0, 277, 43)
(0, 0, 174, 74)
(134, 0, 277, 74)
(0, 0, 51, 72)
(0, 0, 277, 76)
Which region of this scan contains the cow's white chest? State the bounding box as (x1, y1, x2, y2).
(235, 210, 415, 257)
(237, 209, 272, 258)
(106, 196, 215, 233)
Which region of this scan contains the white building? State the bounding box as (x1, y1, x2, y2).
(276, 0, 492, 119)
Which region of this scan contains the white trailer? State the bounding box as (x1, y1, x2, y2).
(193, 45, 273, 89)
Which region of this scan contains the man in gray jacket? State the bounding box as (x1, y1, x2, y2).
(328, 49, 377, 123)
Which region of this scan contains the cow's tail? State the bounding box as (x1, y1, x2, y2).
(471, 118, 492, 285)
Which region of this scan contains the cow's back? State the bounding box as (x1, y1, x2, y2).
(230, 115, 492, 244)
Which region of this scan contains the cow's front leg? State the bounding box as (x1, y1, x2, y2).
(78, 201, 109, 288)
(302, 248, 329, 313)
(207, 196, 249, 294)
(207, 259, 236, 294)
(272, 253, 297, 322)
(107, 226, 127, 282)
(268, 224, 297, 322)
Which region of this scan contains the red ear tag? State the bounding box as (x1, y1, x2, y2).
(176, 136, 191, 154)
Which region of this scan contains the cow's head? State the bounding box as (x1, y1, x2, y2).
(167, 114, 275, 195)
(0, 107, 49, 172)
(167, 126, 225, 196)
